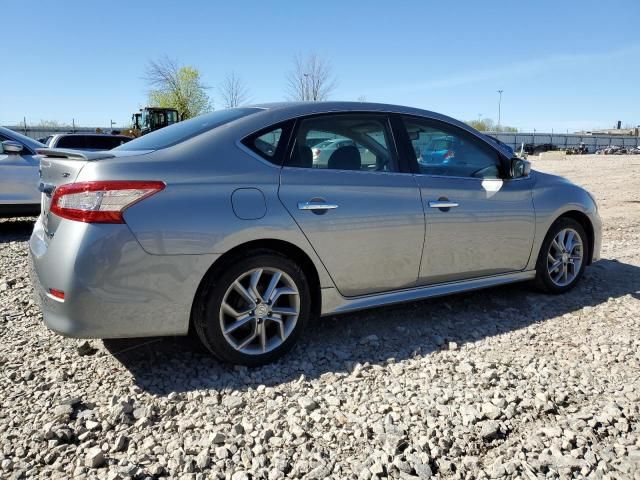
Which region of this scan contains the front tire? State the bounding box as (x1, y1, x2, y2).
(534, 217, 588, 293)
(194, 251, 311, 366)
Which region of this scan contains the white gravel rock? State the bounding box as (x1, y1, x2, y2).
(1, 158, 639, 479)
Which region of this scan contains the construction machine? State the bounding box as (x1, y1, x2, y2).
(127, 107, 181, 137)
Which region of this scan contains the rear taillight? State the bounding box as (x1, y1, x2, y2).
(49, 289, 65, 301)
(312, 148, 320, 158)
(444, 150, 455, 159)
(50, 181, 165, 224)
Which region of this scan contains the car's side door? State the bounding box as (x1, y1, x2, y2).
(276, 113, 425, 297)
(397, 115, 535, 285)
(0, 135, 41, 205)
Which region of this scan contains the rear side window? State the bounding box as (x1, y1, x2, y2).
(287, 114, 396, 172)
(241, 121, 293, 166)
(56, 136, 86, 149)
(115, 107, 261, 151)
(85, 136, 131, 150)
(253, 129, 282, 158)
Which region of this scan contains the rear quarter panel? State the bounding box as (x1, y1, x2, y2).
(76, 129, 335, 288)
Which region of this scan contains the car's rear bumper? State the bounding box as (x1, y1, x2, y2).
(29, 216, 218, 339)
(591, 211, 602, 263)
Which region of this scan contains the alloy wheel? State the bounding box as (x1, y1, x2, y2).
(219, 268, 300, 355)
(546, 228, 583, 287)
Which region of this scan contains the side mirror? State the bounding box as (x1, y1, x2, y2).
(510, 157, 531, 178)
(1, 140, 24, 154)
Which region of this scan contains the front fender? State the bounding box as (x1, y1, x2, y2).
(527, 171, 601, 270)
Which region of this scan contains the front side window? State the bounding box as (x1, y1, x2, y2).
(287, 114, 396, 172)
(403, 117, 502, 178)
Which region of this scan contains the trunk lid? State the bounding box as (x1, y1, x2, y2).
(36, 148, 116, 234)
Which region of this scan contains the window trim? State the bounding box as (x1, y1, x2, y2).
(393, 113, 511, 179)
(283, 112, 404, 173)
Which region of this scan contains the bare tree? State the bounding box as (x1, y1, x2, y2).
(286, 52, 337, 101)
(145, 55, 212, 118)
(218, 72, 251, 108)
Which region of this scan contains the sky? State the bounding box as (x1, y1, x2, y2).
(2, 0, 639, 132)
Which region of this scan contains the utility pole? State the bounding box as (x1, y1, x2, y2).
(497, 90, 504, 130)
(303, 73, 310, 101)
(110, 120, 116, 131)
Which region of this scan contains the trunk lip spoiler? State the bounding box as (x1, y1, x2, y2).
(36, 148, 116, 161)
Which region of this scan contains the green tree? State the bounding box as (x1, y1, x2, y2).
(466, 118, 517, 133)
(146, 56, 212, 119)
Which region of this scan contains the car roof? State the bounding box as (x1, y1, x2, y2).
(249, 101, 457, 122)
(237, 102, 486, 141)
(51, 133, 130, 138)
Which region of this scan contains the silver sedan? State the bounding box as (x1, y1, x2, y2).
(0, 126, 44, 217)
(30, 102, 601, 365)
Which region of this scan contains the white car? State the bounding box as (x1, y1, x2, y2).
(311, 138, 377, 168)
(0, 127, 44, 217)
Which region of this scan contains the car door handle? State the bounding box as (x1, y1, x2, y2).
(428, 200, 459, 209)
(297, 201, 339, 211)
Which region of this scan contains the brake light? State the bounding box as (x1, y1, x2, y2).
(49, 289, 65, 300)
(444, 150, 455, 159)
(312, 148, 320, 158)
(50, 181, 165, 223)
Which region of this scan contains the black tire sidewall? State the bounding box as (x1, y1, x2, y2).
(195, 252, 311, 366)
(535, 218, 589, 293)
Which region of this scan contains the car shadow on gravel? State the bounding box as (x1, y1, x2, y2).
(104, 258, 640, 396)
(0, 218, 36, 243)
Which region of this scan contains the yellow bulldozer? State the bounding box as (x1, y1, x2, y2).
(125, 107, 181, 138)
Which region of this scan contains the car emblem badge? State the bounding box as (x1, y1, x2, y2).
(62, 172, 70, 178)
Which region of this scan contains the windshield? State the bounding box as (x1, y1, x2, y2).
(114, 108, 261, 151)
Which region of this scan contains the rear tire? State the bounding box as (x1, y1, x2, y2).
(193, 250, 311, 366)
(534, 217, 588, 294)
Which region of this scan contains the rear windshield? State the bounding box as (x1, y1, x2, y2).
(114, 108, 261, 151)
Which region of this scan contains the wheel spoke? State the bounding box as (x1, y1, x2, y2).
(270, 306, 297, 316)
(271, 286, 297, 303)
(249, 269, 264, 303)
(237, 326, 258, 350)
(259, 323, 267, 352)
(564, 231, 575, 252)
(221, 302, 251, 319)
(267, 316, 286, 340)
(224, 314, 255, 334)
(233, 281, 257, 306)
(263, 271, 282, 303)
(549, 260, 562, 272)
(547, 252, 556, 263)
(551, 239, 563, 253)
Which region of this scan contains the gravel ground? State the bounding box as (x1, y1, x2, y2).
(1, 155, 639, 480)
